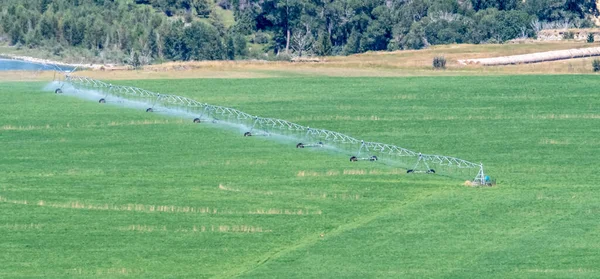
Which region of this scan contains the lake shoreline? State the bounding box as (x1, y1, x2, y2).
(0, 53, 122, 71)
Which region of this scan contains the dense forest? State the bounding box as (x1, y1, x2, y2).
(0, 0, 598, 64)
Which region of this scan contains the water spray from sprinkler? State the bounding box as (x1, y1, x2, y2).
(51, 73, 493, 185)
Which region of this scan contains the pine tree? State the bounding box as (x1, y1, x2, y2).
(148, 31, 159, 58)
(194, 0, 211, 18)
(131, 52, 141, 69)
(209, 8, 226, 37)
(343, 29, 361, 55)
(314, 30, 332, 56)
(226, 34, 235, 60)
(233, 33, 248, 58)
(9, 24, 24, 45)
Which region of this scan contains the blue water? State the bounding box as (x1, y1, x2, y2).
(0, 58, 74, 71)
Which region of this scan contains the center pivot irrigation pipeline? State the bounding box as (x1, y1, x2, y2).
(53, 74, 493, 186)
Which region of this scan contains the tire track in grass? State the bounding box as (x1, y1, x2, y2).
(214, 188, 442, 279)
(441, 206, 590, 277)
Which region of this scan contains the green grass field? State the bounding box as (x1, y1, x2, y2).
(1, 76, 599, 278)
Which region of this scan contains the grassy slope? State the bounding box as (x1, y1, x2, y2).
(4, 41, 600, 81)
(0, 76, 599, 278)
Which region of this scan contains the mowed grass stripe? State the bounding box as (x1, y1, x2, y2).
(221, 188, 446, 279)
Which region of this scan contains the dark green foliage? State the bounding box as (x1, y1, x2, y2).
(184, 11, 194, 23)
(563, 31, 575, 39)
(231, 10, 256, 35)
(233, 33, 248, 57)
(148, 31, 160, 58)
(592, 59, 600, 72)
(343, 29, 361, 55)
(209, 9, 227, 37)
(25, 28, 43, 48)
(360, 21, 390, 52)
(475, 9, 534, 42)
(471, 0, 519, 11)
(587, 33, 594, 43)
(182, 21, 225, 60)
(52, 44, 63, 56)
(226, 35, 235, 60)
(522, 0, 595, 22)
(423, 17, 471, 45)
(433, 56, 447, 69)
(0, 0, 598, 61)
(9, 24, 24, 45)
(252, 31, 270, 44)
(403, 22, 426, 50)
(163, 20, 186, 60)
(131, 52, 141, 68)
(314, 31, 332, 56)
(193, 0, 212, 17)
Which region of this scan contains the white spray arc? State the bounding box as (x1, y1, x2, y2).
(52, 74, 492, 185)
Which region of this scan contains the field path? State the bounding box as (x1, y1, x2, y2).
(215, 189, 440, 279)
(459, 47, 600, 66)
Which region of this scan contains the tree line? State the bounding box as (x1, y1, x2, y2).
(0, 0, 597, 64)
(235, 0, 597, 55)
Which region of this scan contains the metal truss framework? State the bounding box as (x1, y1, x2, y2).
(60, 75, 487, 183)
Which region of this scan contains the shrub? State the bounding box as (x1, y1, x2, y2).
(252, 31, 269, 44)
(131, 52, 141, 69)
(184, 12, 193, 23)
(331, 45, 344, 56)
(52, 44, 64, 56)
(217, 0, 231, 9)
(433, 56, 446, 69)
(271, 52, 292, 62)
(592, 59, 600, 72)
(587, 33, 595, 43)
(562, 31, 574, 40)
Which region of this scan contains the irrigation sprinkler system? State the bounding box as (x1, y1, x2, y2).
(52, 73, 494, 186)
(296, 141, 324, 148)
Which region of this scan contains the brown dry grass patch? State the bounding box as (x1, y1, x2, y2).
(308, 192, 361, 200)
(0, 223, 44, 230)
(296, 168, 405, 177)
(0, 195, 320, 216)
(0, 71, 56, 82)
(120, 224, 270, 233)
(539, 138, 571, 145)
(66, 267, 145, 276)
(3, 41, 598, 82)
(1, 120, 184, 132)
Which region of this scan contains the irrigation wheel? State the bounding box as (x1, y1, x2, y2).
(350, 156, 358, 162)
(193, 118, 201, 123)
(99, 98, 106, 103)
(146, 108, 153, 112)
(55, 88, 62, 94)
(296, 143, 305, 148)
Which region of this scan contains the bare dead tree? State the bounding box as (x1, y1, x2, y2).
(530, 19, 542, 36)
(561, 18, 571, 30)
(520, 26, 528, 39)
(291, 24, 314, 57)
